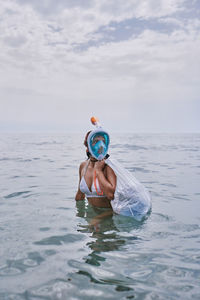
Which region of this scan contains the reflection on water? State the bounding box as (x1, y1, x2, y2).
(71, 200, 146, 297)
(77, 201, 127, 258)
(76, 201, 125, 264)
(76, 200, 145, 231)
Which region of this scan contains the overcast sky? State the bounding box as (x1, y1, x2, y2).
(0, 0, 200, 133)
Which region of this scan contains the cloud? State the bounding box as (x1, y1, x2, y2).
(0, 0, 199, 132)
(3, 35, 27, 47)
(15, 0, 93, 15)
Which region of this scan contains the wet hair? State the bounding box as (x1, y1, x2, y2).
(84, 131, 92, 158)
(84, 131, 91, 147)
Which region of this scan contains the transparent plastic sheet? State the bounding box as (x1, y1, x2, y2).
(105, 158, 151, 221)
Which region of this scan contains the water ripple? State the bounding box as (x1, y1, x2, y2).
(23, 279, 73, 299)
(128, 167, 152, 173)
(4, 191, 30, 199)
(0, 252, 44, 277)
(34, 233, 85, 246)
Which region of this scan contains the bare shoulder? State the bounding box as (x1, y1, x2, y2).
(105, 164, 116, 177)
(79, 161, 87, 172)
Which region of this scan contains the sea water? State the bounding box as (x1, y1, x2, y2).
(0, 133, 200, 299)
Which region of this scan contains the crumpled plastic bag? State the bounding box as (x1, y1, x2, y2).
(105, 158, 151, 221)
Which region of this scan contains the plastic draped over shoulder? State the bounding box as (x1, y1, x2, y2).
(87, 129, 110, 161)
(105, 158, 151, 221)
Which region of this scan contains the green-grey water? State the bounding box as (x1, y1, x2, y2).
(0, 133, 200, 299)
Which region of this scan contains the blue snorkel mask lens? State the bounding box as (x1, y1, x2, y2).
(87, 130, 110, 160)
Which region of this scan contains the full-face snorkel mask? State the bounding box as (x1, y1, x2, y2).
(87, 117, 110, 161)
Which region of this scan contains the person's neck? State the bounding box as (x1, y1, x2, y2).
(89, 158, 97, 165)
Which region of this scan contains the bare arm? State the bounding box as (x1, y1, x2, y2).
(94, 161, 116, 200)
(75, 162, 86, 201)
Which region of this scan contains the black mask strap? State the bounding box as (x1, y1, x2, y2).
(86, 151, 91, 159)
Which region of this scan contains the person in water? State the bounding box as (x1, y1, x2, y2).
(76, 119, 151, 225)
(75, 130, 116, 209)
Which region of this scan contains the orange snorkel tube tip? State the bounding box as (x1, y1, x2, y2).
(90, 116, 100, 127)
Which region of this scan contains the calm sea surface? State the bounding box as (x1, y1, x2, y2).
(0, 133, 200, 299)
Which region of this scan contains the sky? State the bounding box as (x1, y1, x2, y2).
(0, 0, 200, 133)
